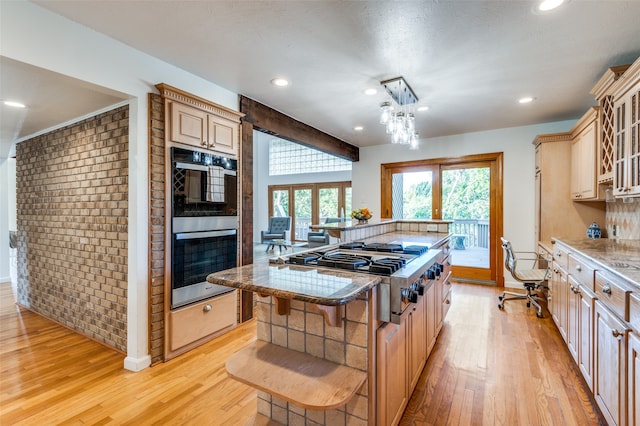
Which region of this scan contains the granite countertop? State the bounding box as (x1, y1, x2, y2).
(552, 238, 640, 287)
(206, 262, 381, 306)
(359, 231, 450, 247)
(310, 218, 452, 232)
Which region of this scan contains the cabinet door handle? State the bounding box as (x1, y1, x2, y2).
(203, 304, 212, 312)
(602, 285, 612, 295)
(575, 265, 582, 272)
(201, 138, 207, 147)
(611, 329, 623, 339)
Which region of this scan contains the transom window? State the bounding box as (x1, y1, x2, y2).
(269, 138, 352, 176)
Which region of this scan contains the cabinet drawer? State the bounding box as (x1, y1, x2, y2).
(169, 290, 238, 351)
(630, 293, 640, 333)
(568, 254, 595, 291)
(594, 270, 631, 321)
(553, 244, 571, 270)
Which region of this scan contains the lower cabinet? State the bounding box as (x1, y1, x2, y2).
(168, 290, 238, 354)
(425, 281, 437, 355)
(408, 298, 427, 391)
(376, 320, 407, 426)
(551, 262, 569, 343)
(567, 276, 580, 362)
(377, 273, 446, 426)
(594, 300, 629, 426)
(629, 331, 640, 426)
(578, 284, 596, 391)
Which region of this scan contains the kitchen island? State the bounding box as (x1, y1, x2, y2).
(207, 229, 452, 425)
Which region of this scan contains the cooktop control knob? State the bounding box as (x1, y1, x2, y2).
(401, 288, 410, 303)
(427, 267, 436, 280)
(408, 290, 419, 304)
(436, 263, 444, 273)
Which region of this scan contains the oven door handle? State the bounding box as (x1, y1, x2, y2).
(175, 229, 237, 240)
(175, 162, 208, 172)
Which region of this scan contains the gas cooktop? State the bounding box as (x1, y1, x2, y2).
(280, 241, 430, 277)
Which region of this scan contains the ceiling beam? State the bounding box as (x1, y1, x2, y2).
(240, 96, 359, 162)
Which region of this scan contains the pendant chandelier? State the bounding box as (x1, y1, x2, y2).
(379, 77, 419, 149)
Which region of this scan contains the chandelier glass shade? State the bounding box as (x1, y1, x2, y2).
(378, 77, 420, 149)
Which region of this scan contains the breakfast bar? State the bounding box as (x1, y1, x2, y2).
(208, 260, 381, 424)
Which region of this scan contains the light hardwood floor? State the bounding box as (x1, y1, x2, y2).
(0, 281, 603, 425)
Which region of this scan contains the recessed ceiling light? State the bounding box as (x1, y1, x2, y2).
(537, 0, 565, 12)
(518, 97, 535, 104)
(3, 100, 26, 108)
(417, 106, 429, 112)
(354, 126, 364, 131)
(271, 78, 289, 87)
(364, 88, 377, 96)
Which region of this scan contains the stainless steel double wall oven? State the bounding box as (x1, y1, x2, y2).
(170, 146, 238, 309)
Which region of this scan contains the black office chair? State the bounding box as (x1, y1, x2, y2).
(498, 237, 549, 318)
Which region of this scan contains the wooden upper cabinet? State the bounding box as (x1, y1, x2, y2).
(591, 57, 640, 198)
(208, 114, 237, 155)
(591, 64, 631, 184)
(612, 58, 640, 198)
(170, 101, 208, 148)
(157, 83, 243, 157)
(570, 108, 600, 200)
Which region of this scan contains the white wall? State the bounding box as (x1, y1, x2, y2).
(8, 158, 16, 231)
(1, 1, 239, 371)
(352, 121, 576, 285)
(253, 131, 352, 242)
(0, 158, 9, 283)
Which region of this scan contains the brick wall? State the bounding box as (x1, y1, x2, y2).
(148, 93, 166, 363)
(15, 105, 129, 352)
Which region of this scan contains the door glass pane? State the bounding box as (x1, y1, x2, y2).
(442, 167, 490, 268)
(392, 171, 432, 219)
(344, 187, 352, 218)
(271, 190, 289, 217)
(294, 188, 312, 241)
(319, 187, 339, 222)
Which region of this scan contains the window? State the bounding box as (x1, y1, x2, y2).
(269, 138, 352, 176)
(268, 182, 351, 241)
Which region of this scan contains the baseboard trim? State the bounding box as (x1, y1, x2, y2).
(124, 354, 152, 372)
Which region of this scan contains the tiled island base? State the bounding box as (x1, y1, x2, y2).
(253, 292, 375, 425)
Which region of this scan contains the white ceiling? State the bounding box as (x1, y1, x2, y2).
(0, 56, 128, 158)
(2, 1, 640, 158)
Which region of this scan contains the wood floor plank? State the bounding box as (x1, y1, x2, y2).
(401, 282, 604, 426)
(1, 281, 604, 425)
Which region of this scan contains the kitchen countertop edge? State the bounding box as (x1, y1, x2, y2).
(552, 237, 640, 288)
(207, 263, 382, 306)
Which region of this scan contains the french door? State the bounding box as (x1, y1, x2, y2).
(268, 182, 351, 242)
(381, 153, 503, 284)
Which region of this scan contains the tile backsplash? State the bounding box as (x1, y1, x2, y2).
(605, 199, 640, 239)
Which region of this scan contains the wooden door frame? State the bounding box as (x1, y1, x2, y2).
(268, 182, 352, 241)
(381, 152, 504, 286)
